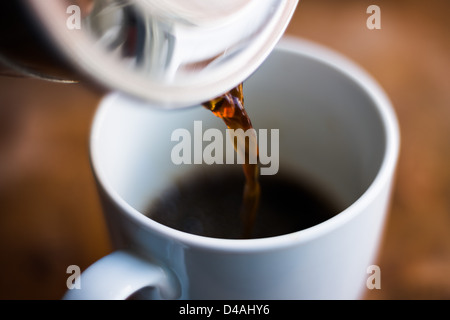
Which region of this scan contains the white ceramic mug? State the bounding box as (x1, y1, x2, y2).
(63, 36, 399, 300)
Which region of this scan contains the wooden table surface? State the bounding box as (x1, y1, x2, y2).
(1, 0, 449, 299)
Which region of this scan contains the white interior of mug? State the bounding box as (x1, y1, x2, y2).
(90, 37, 399, 245)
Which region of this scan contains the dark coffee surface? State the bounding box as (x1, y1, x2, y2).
(145, 168, 341, 239)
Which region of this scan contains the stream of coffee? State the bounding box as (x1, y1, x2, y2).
(202, 83, 260, 238)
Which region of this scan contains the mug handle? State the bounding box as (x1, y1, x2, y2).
(62, 250, 180, 300)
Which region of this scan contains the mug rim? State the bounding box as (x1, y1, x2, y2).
(90, 36, 400, 252)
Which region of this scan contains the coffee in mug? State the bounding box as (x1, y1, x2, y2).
(145, 166, 342, 239)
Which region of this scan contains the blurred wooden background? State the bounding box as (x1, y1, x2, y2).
(1, 0, 449, 299)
